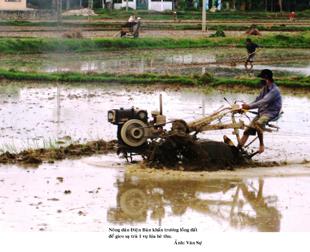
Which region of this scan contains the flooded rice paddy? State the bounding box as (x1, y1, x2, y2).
(1, 48, 310, 77)
(0, 82, 310, 231)
(1, 156, 310, 232)
(0, 83, 310, 162)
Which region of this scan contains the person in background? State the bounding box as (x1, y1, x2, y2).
(245, 38, 260, 71)
(126, 15, 137, 30)
(288, 11, 296, 22)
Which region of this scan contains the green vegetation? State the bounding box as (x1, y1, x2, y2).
(2, 20, 310, 33)
(143, 24, 310, 32)
(0, 69, 309, 89)
(212, 76, 310, 89)
(0, 33, 310, 54)
(0, 69, 197, 85)
(87, 9, 310, 21)
(210, 28, 226, 37)
(207, 24, 310, 32)
(26, 0, 310, 15)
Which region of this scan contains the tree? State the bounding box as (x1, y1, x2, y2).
(27, 0, 53, 8)
(278, 0, 283, 12)
(227, 0, 236, 10)
(88, 0, 93, 9)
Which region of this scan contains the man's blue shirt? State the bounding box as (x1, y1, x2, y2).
(249, 83, 282, 119)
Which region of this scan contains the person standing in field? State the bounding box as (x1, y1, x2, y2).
(288, 11, 296, 22)
(245, 38, 260, 71)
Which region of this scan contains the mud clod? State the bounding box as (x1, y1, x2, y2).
(56, 177, 64, 183)
(0, 152, 17, 164)
(0, 139, 117, 166)
(48, 198, 59, 201)
(19, 155, 43, 165)
(78, 211, 86, 216)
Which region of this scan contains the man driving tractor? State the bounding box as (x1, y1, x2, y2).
(238, 69, 282, 154)
(120, 15, 141, 38)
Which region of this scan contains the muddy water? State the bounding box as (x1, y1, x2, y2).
(1, 156, 310, 231)
(0, 82, 310, 163)
(1, 48, 310, 77)
(0, 83, 310, 231)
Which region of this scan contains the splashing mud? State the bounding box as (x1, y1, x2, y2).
(146, 136, 245, 171)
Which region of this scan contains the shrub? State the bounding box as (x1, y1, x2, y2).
(210, 28, 226, 38)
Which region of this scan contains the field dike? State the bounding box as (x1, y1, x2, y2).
(2, 20, 310, 32)
(0, 33, 310, 54)
(0, 69, 309, 89)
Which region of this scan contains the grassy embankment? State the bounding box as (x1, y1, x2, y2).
(0, 33, 310, 54)
(0, 34, 309, 89)
(5, 10, 310, 28)
(1, 20, 310, 32)
(75, 9, 310, 20)
(0, 69, 309, 89)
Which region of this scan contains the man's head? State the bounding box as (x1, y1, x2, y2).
(246, 38, 252, 44)
(258, 69, 273, 84)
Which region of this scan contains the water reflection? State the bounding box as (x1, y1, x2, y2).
(44, 54, 216, 75)
(107, 176, 281, 232)
(44, 55, 310, 76)
(1, 48, 310, 77)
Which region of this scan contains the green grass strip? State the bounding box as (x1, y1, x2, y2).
(2, 20, 310, 32)
(0, 69, 197, 85)
(212, 76, 310, 89)
(0, 69, 309, 89)
(0, 33, 310, 54)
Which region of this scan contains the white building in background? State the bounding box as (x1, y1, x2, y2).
(114, 0, 172, 12)
(205, 0, 222, 11)
(0, 0, 27, 10)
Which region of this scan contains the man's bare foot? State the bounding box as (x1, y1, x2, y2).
(259, 145, 265, 153)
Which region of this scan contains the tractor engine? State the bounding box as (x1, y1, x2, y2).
(108, 106, 166, 154)
(107, 96, 261, 165)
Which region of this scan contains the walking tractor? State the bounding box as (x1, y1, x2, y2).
(119, 18, 141, 38)
(107, 95, 281, 165)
